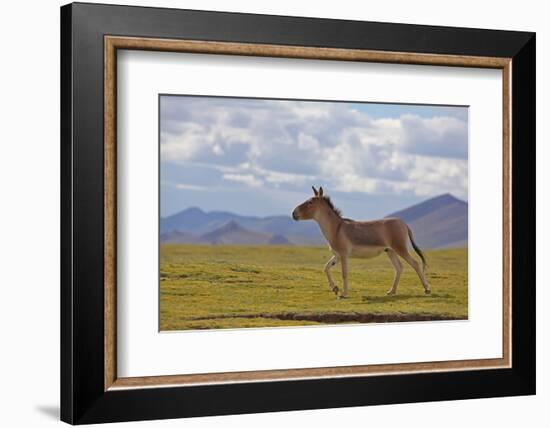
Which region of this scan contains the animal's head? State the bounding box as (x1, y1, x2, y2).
(292, 186, 326, 221)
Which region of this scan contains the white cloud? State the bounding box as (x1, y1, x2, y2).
(297, 133, 320, 151)
(160, 96, 468, 199)
(161, 122, 207, 161)
(174, 183, 208, 191)
(223, 173, 263, 188)
(212, 144, 224, 156)
(400, 114, 468, 159)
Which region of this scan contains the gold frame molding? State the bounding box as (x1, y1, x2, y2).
(104, 35, 512, 391)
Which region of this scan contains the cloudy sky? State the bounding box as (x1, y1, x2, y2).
(160, 95, 468, 219)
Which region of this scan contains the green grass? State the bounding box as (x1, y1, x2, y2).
(160, 245, 468, 331)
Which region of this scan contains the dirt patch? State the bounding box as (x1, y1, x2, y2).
(190, 311, 466, 324)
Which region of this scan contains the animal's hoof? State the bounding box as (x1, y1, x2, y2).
(386, 290, 396, 296)
(424, 289, 431, 295)
(332, 286, 339, 295)
(338, 295, 349, 300)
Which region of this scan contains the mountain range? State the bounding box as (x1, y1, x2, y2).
(160, 193, 468, 249)
(386, 193, 468, 248)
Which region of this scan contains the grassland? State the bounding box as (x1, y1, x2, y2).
(160, 245, 468, 331)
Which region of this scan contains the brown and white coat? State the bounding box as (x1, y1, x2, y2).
(292, 187, 430, 298)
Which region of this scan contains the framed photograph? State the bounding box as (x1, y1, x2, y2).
(60, 2, 535, 424)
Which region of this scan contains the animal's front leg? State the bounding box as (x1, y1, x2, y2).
(340, 256, 349, 298)
(323, 255, 339, 295)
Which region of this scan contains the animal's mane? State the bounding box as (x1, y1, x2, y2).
(322, 196, 344, 219)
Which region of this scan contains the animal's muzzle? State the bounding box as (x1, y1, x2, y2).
(292, 210, 299, 221)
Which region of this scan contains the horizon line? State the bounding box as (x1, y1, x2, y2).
(161, 192, 467, 220)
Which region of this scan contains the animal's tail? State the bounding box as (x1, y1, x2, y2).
(407, 226, 427, 272)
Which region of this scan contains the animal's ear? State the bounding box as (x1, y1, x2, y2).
(312, 186, 318, 197)
(318, 186, 324, 197)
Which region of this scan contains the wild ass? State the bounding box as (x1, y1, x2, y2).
(292, 187, 430, 298)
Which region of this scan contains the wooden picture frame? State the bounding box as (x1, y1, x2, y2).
(61, 2, 535, 424)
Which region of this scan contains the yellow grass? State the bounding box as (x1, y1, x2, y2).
(160, 245, 468, 331)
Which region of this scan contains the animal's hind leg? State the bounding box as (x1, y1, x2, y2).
(340, 256, 349, 298)
(394, 248, 430, 294)
(386, 249, 402, 295)
(324, 255, 339, 295)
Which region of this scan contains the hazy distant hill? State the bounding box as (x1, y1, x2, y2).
(160, 230, 199, 244)
(160, 193, 468, 248)
(268, 234, 292, 245)
(160, 207, 242, 236)
(387, 193, 468, 249)
(199, 221, 273, 245)
(160, 207, 324, 245)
